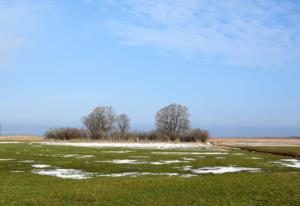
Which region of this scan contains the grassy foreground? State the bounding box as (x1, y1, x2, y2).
(0, 142, 299, 206)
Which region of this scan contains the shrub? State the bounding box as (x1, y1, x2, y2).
(45, 128, 87, 140)
(180, 129, 210, 142)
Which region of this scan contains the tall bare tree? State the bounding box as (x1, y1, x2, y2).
(116, 114, 130, 135)
(155, 103, 190, 136)
(82, 106, 116, 139)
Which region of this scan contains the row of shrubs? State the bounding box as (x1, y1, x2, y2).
(45, 128, 210, 143)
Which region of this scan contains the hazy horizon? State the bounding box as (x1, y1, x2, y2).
(1, 0, 300, 137)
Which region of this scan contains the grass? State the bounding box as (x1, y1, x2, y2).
(238, 146, 300, 158)
(0, 142, 299, 206)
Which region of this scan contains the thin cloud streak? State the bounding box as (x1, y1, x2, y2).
(101, 0, 300, 70)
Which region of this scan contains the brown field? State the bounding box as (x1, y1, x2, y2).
(211, 137, 300, 147)
(0, 135, 43, 142)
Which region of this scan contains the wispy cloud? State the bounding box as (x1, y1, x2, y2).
(100, 0, 300, 70)
(0, 0, 45, 67)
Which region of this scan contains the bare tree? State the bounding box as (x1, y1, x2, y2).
(116, 114, 130, 135)
(82, 106, 116, 139)
(155, 103, 190, 137)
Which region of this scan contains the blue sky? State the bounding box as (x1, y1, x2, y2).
(1, 0, 300, 137)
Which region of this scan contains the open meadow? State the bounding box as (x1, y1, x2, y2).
(0, 140, 299, 206)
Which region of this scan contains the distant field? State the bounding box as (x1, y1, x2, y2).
(238, 146, 300, 158)
(0, 136, 43, 141)
(211, 137, 300, 147)
(0, 141, 299, 206)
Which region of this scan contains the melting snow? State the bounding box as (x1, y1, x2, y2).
(0, 159, 14, 161)
(182, 166, 261, 174)
(98, 172, 179, 177)
(32, 164, 51, 168)
(150, 160, 188, 165)
(0, 141, 21, 144)
(101, 151, 131, 153)
(52, 154, 95, 158)
(39, 142, 210, 149)
(95, 159, 146, 164)
(272, 159, 300, 168)
(182, 157, 196, 161)
(32, 169, 94, 179)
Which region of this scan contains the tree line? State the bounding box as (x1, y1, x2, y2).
(45, 103, 210, 142)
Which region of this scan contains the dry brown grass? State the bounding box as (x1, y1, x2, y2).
(0, 135, 43, 142)
(210, 137, 300, 147)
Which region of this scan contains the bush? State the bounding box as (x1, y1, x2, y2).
(180, 129, 210, 142)
(45, 128, 88, 140)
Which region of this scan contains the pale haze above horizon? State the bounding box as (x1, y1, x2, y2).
(1, 0, 300, 137)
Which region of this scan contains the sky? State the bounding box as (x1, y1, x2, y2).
(0, 0, 300, 137)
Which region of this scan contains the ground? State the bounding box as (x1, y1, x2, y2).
(0, 137, 299, 206)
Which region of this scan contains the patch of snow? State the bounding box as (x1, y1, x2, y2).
(0, 141, 21, 144)
(101, 151, 131, 153)
(32, 169, 95, 179)
(95, 159, 146, 164)
(182, 166, 261, 174)
(11, 170, 25, 173)
(52, 154, 95, 159)
(272, 159, 300, 168)
(182, 157, 196, 161)
(98, 172, 179, 177)
(39, 142, 211, 149)
(32, 164, 51, 168)
(150, 160, 188, 165)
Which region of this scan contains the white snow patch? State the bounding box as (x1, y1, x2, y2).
(32, 164, 51, 168)
(182, 157, 196, 161)
(95, 159, 146, 164)
(98, 172, 179, 177)
(52, 154, 95, 159)
(11, 170, 25, 173)
(150, 160, 188, 165)
(272, 159, 300, 168)
(101, 151, 131, 154)
(39, 142, 210, 149)
(182, 166, 261, 174)
(0, 141, 21, 144)
(32, 169, 95, 179)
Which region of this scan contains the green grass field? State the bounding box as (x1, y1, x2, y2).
(0, 142, 299, 206)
